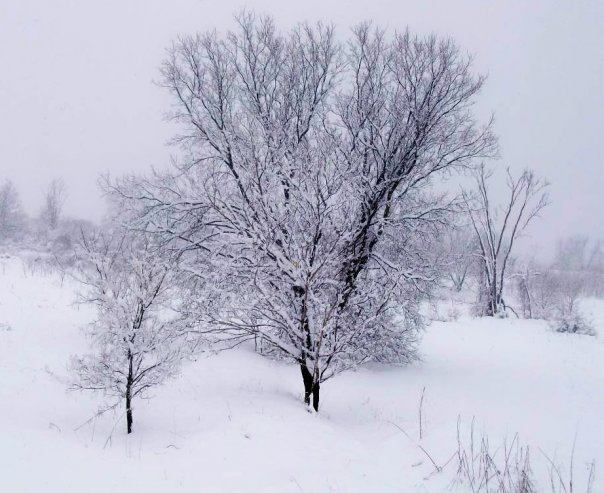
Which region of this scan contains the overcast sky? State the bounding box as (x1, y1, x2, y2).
(1, 0, 602, 256)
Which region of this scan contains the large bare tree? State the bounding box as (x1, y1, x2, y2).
(112, 14, 496, 410)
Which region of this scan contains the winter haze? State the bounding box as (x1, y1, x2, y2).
(1, 2, 604, 492)
(1, 0, 603, 256)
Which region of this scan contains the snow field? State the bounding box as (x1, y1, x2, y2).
(1, 255, 602, 492)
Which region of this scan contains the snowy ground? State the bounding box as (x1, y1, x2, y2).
(1, 254, 602, 492)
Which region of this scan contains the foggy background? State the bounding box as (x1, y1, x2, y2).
(1, 0, 602, 257)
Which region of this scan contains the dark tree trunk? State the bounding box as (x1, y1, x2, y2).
(126, 352, 133, 434)
(311, 382, 320, 412)
(295, 284, 321, 411)
(484, 284, 504, 317)
(485, 298, 495, 316)
(300, 362, 313, 406)
(126, 387, 133, 434)
(299, 362, 321, 411)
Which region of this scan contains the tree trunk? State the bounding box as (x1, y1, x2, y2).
(484, 279, 500, 316)
(299, 362, 321, 411)
(126, 352, 133, 434)
(300, 362, 313, 406)
(126, 386, 133, 434)
(311, 382, 320, 412)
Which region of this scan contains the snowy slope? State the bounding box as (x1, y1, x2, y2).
(0, 255, 602, 492)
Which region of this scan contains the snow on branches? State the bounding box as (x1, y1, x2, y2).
(110, 13, 496, 410)
(463, 164, 549, 317)
(70, 230, 186, 433)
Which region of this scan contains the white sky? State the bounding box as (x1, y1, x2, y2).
(1, 0, 602, 256)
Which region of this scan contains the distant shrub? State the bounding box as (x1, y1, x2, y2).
(513, 266, 598, 336)
(551, 312, 596, 337)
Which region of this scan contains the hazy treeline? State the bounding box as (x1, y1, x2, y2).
(0, 178, 93, 255)
(442, 224, 603, 334)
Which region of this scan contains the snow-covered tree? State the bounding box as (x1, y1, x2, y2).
(71, 230, 185, 434)
(0, 179, 24, 241)
(464, 164, 549, 316)
(111, 14, 495, 410)
(41, 178, 67, 230)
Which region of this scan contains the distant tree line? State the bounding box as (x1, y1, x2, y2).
(0, 177, 92, 254)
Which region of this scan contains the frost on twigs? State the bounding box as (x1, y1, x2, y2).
(69, 228, 188, 434)
(108, 12, 496, 410)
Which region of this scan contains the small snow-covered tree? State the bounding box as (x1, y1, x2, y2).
(71, 230, 184, 434)
(41, 178, 67, 230)
(464, 164, 549, 316)
(0, 180, 24, 241)
(111, 14, 495, 410)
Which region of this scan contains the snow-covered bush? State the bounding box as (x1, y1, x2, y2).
(551, 312, 596, 336)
